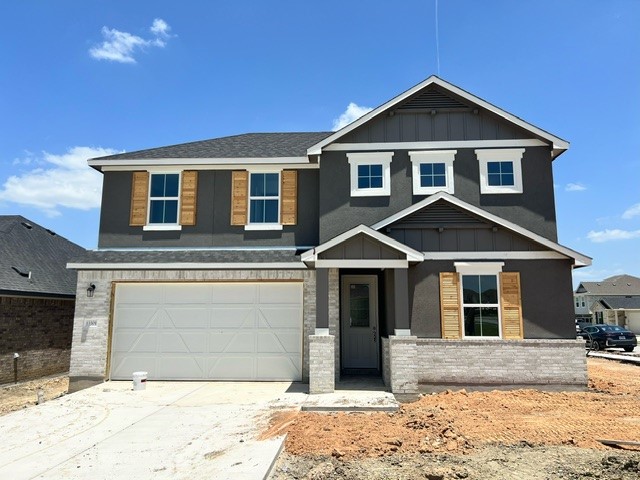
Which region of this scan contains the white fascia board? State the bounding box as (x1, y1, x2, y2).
(90, 156, 311, 170)
(324, 139, 547, 151)
(307, 76, 568, 156)
(315, 259, 409, 268)
(423, 251, 568, 261)
(101, 163, 319, 172)
(309, 224, 424, 262)
(372, 191, 591, 267)
(66, 262, 308, 270)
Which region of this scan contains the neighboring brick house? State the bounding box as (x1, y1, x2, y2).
(0, 216, 85, 384)
(574, 274, 640, 332)
(68, 76, 591, 394)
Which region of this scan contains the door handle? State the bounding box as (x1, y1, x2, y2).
(373, 325, 377, 343)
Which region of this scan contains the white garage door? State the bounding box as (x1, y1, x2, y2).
(110, 282, 303, 381)
(626, 311, 640, 335)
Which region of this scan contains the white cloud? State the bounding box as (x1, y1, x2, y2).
(332, 103, 373, 131)
(89, 19, 173, 63)
(622, 203, 640, 220)
(0, 146, 120, 217)
(587, 229, 640, 243)
(565, 182, 587, 192)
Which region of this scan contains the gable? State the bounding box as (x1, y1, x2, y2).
(385, 200, 546, 253)
(308, 76, 569, 158)
(318, 233, 404, 260)
(340, 85, 530, 144)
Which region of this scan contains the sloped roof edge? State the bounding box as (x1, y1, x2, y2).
(308, 76, 569, 157)
(370, 192, 591, 268)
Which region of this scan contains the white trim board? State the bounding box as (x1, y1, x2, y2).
(66, 262, 308, 270)
(324, 139, 546, 151)
(307, 76, 569, 157)
(91, 157, 315, 171)
(371, 191, 591, 267)
(423, 251, 568, 260)
(314, 259, 409, 268)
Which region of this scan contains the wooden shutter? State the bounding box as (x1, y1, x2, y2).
(280, 170, 297, 225)
(129, 171, 149, 226)
(500, 272, 524, 339)
(180, 170, 198, 226)
(440, 272, 462, 339)
(231, 170, 248, 225)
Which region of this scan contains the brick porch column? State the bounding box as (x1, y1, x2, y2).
(388, 335, 418, 394)
(309, 334, 335, 394)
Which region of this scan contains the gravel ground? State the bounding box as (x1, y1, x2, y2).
(0, 375, 68, 416)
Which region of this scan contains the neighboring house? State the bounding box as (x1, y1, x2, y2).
(574, 275, 640, 332)
(68, 76, 591, 394)
(0, 216, 85, 384)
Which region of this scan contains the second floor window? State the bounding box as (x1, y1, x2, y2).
(149, 173, 179, 224)
(487, 161, 515, 187)
(249, 172, 279, 223)
(357, 164, 383, 189)
(476, 148, 524, 194)
(410, 150, 456, 195)
(347, 152, 393, 197)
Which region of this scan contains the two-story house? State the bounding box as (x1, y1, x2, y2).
(574, 274, 640, 332)
(68, 76, 591, 394)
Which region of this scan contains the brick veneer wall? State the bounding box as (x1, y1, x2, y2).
(0, 296, 74, 384)
(416, 339, 587, 388)
(69, 269, 316, 391)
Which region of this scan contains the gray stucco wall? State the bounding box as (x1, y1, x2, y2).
(408, 259, 575, 339)
(98, 170, 319, 248)
(319, 147, 557, 243)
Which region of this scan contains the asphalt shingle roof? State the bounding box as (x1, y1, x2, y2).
(597, 296, 640, 310)
(71, 249, 303, 265)
(0, 216, 86, 297)
(576, 275, 640, 295)
(93, 132, 333, 160)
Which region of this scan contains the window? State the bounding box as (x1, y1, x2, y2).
(455, 262, 504, 338)
(476, 148, 524, 194)
(248, 172, 280, 228)
(581, 297, 586, 307)
(347, 152, 393, 196)
(410, 150, 456, 194)
(575, 297, 580, 308)
(148, 173, 180, 225)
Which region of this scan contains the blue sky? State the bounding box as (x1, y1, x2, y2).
(1, 1, 639, 287)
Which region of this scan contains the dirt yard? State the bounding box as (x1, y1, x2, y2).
(268, 358, 640, 479)
(0, 375, 68, 416)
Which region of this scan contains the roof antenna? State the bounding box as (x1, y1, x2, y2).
(435, 0, 441, 76)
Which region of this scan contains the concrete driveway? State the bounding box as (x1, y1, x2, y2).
(0, 381, 309, 480)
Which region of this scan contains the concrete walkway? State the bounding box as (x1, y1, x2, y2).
(0, 379, 397, 480)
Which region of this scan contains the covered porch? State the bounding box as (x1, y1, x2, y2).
(301, 225, 424, 394)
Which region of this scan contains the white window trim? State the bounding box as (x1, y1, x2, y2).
(146, 171, 181, 228)
(455, 262, 504, 339)
(347, 152, 393, 197)
(245, 171, 282, 231)
(409, 150, 456, 195)
(476, 148, 524, 194)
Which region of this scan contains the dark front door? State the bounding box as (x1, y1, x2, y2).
(341, 275, 379, 370)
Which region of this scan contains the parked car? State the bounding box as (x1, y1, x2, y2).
(578, 324, 637, 352)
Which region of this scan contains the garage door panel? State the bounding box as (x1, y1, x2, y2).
(258, 307, 303, 328)
(211, 307, 254, 328)
(159, 332, 207, 353)
(116, 284, 164, 304)
(258, 284, 302, 304)
(207, 357, 254, 379)
(211, 284, 258, 303)
(627, 312, 640, 334)
(115, 308, 159, 328)
(164, 308, 210, 328)
(163, 284, 211, 304)
(113, 331, 158, 353)
(111, 282, 302, 381)
(257, 332, 301, 353)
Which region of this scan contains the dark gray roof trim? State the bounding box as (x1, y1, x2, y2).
(93, 132, 332, 161)
(0, 216, 86, 296)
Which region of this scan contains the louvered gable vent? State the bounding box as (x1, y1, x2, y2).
(391, 201, 486, 227)
(397, 88, 469, 111)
